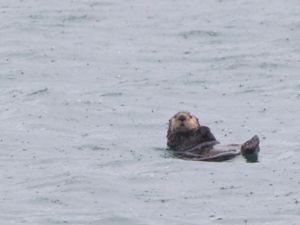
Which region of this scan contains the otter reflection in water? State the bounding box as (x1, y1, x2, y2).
(167, 112, 260, 162)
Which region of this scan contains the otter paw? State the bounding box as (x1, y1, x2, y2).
(241, 135, 260, 155)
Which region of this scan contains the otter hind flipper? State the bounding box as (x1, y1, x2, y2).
(241, 135, 260, 155)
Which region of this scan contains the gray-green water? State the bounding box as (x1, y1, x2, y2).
(0, 0, 299, 224)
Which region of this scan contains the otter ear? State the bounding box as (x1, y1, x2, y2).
(196, 117, 200, 126)
(168, 120, 171, 128)
(167, 119, 172, 133)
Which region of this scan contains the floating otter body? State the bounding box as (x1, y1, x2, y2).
(167, 112, 260, 162)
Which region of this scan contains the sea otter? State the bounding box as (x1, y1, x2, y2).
(167, 111, 260, 162)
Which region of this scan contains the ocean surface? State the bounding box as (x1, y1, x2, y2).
(1, 0, 299, 224)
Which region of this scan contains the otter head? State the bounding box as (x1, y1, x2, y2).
(168, 111, 200, 136)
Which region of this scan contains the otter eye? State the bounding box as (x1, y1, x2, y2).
(189, 115, 192, 119)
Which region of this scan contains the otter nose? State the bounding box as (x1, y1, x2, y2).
(178, 115, 186, 121)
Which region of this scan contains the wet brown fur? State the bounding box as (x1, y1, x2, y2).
(167, 111, 260, 161)
(167, 112, 217, 151)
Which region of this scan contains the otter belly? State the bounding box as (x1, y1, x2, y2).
(200, 144, 241, 161)
(174, 142, 241, 161)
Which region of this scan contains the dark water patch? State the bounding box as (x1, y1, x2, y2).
(43, 215, 133, 225)
(0, 71, 18, 80)
(226, 63, 250, 70)
(1, 49, 36, 59)
(29, 14, 46, 20)
(61, 14, 90, 23)
(233, 86, 265, 95)
(29, 12, 96, 24)
(243, 153, 259, 163)
(218, 217, 287, 225)
(29, 197, 67, 206)
(258, 62, 281, 69)
(179, 30, 220, 39)
(88, 1, 115, 7)
(27, 11, 100, 31)
(240, 89, 256, 93)
(152, 147, 172, 159)
(7, 89, 24, 97)
(45, 23, 67, 28)
(27, 88, 48, 96)
(152, 147, 166, 152)
(100, 92, 123, 97)
(183, 79, 216, 87)
(219, 51, 270, 60)
(130, 78, 150, 86)
(146, 198, 173, 204)
(96, 159, 132, 169)
(77, 144, 108, 151)
(100, 216, 145, 225)
(43, 218, 71, 225)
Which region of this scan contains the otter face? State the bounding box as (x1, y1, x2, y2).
(168, 111, 200, 134)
